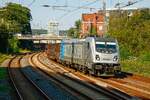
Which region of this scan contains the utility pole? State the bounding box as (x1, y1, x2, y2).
(102, 0, 107, 37)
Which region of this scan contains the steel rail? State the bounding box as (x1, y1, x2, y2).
(41, 52, 138, 100)
(19, 55, 51, 100)
(8, 56, 23, 100)
(30, 53, 90, 100)
(8, 55, 51, 100)
(36, 53, 130, 100)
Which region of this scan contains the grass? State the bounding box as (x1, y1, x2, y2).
(0, 53, 11, 92)
(19, 48, 31, 53)
(121, 59, 150, 77)
(0, 68, 8, 79)
(0, 50, 29, 93)
(0, 84, 11, 92)
(0, 71, 10, 92)
(0, 54, 11, 79)
(0, 53, 11, 64)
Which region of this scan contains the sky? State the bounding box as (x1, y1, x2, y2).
(0, 0, 150, 30)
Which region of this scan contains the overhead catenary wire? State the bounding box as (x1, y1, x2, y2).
(43, 0, 100, 12)
(28, 0, 36, 7)
(58, 0, 100, 20)
(115, 0, 143, 8)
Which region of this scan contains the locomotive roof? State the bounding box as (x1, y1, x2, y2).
(62, 38, 85, 43)
(62, 37, 116, 43)
(94, 37, 116, 42)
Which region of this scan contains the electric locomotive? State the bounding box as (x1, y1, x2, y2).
(59, 37, 121, 76)
(85, 37, 120, 76)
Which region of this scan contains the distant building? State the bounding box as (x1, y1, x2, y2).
(59, 30, 67, 36)
(48, 21, 59, 36)
(81, 12, 105, 38)
(32, 29, 48, 35)
(81, 8, 142, 38)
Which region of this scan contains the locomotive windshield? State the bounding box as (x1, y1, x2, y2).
(95, 42, 117, 53)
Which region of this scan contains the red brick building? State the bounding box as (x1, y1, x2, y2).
(81, 12, 104, 38)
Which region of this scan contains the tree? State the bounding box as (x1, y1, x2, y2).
(8, 37, 20, 53)
(90, 25, 97, 36)
(67, 20, 81, 38)
(75, 20, 81, 38)
(0, 3, 32, 53)
(2, 3, 32, 34)
(108, 9, 150, 58)
(67, 28, 76, 37)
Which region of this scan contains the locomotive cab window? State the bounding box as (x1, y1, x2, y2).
(95, 42, 117, 53)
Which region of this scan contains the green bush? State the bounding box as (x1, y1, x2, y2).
(0, 68, 8, 79)
(8, 37, 20, 53)
(120, 46, 132, 59)
(0, 54, 10, 64)
(139, 51, 150, 61)
(121, 60, 150, 77)
(109, 9, 150, 57)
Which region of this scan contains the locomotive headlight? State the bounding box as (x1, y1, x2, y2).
(96, 55, 100, 61)
(113, 56, 118, 61)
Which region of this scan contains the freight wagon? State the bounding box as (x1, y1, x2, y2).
(46, 43, 60, 62)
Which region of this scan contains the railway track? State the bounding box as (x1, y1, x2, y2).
(29, 53, 90, 100)
(7, 56, 49, 100)
(28, 53, 80, 100)
(7, 52, 149, 100)
(31, 52, 134, 100)
(23, 54, 78, 100)
(41, 52, 150, 100)
(99, 73, 150, 99)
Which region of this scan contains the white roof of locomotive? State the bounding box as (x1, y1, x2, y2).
(62, 38, 85, 43)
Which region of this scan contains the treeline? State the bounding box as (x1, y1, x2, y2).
(108, 8, 150, 60)
(0, 3, 32, 53)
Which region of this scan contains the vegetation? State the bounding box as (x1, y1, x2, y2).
(108, 9, 150, 77)
(0, 54, 11, 64)
(67, 27, 76, 38)
(67, 20, 81, 38)
(0, 54, 11, 82)
(109, 9, 150, 58)
(121, 60, 150, 77)
(19, 48, 31, 53)
(0, 3, 32, 53)
(0, 3, 32, 34)
(0, 54, 12, 93)
(0, 3, 31, 93)
(67, 19, 98, 38)
(90, 26, 97, 36)
(0, 67, 8, 79)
